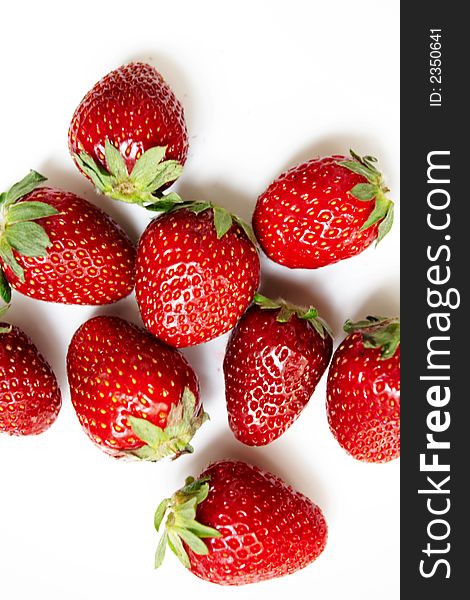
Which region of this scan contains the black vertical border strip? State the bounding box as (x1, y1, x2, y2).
(401, 3, 466, 597)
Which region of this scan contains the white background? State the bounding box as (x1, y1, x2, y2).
(0, 1, 400, 598)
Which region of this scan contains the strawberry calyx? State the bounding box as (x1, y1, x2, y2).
(337, 150, 394, 243)
(154, 473, 221, 569)
(0, 304, 12, 334)
(188, 202, 257, 244)
(0, 270, 11, 305)
(126, 388, 209, 461)
(254, 293, 333, 339)
(0, 171, 60, 300)
(74, 140, 184, 206)
(344, 315, 400, 360)
(147, 198, 258, 244)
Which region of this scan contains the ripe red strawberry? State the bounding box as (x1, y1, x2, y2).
(224, 294, 333, 445)
(253, 151, 394, 269)
(0, 319, 61, 436)
(327, 316, 400, 462)
(0, 172, 135, 305)
(135, 204, 260, 347)
(69, 62, 187, 204)
(67, 316, 206, 460)
(153, 460, 327, 585)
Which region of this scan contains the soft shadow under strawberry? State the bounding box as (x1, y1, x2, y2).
(184, 428, 332, 513)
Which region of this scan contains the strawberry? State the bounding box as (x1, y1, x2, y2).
(135, 203, 260, 347)
(224, 294, 333, 445)
(0, 314, 61, 436)
(67, 316, 206, 460)
(153, 460, 327, 585)
(252, 151, 394, 269)
(0, 172, 135, 305)
(326, 316, 400, 463)
(69, 62, 187, 204)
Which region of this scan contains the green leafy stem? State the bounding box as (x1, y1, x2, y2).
(344, 315, 400, 360)
(154, 474, 221, 569)
(74, 140, 183, 206)
(0, 302, 12, 333)
(338, 150, 394, 243)
(126, 388, 209, 462)
(0, 171, 59, 302)
(254, 293, 333, 339)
